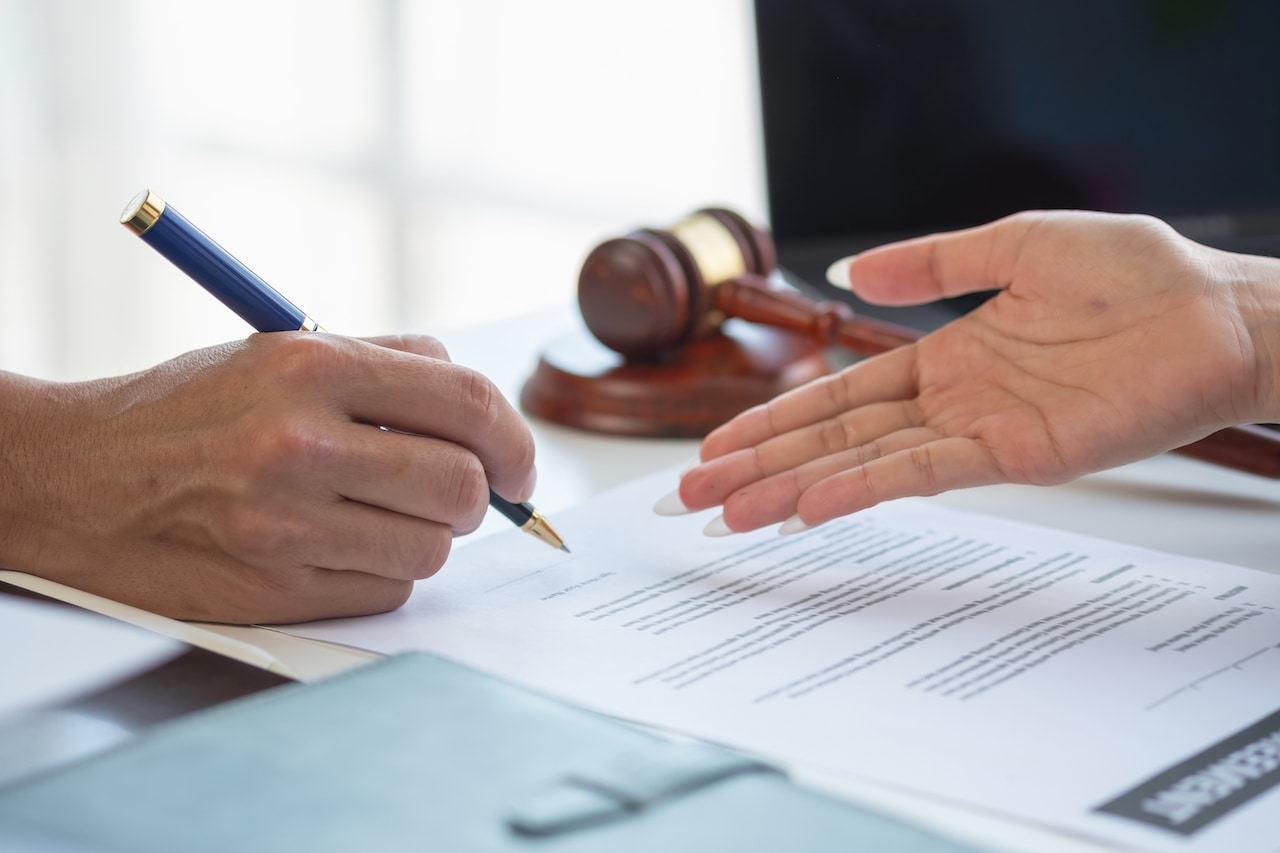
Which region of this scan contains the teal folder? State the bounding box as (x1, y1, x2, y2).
(0, 653, 977, 852)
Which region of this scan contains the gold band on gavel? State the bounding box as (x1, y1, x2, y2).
(669, 213, 747, 287)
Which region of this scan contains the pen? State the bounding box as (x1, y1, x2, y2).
(119, 189, 568, 553)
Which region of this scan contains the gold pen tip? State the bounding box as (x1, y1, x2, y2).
(520, 510, 568, 552)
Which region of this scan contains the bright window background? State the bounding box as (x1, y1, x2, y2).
(0, 0, 765, 381)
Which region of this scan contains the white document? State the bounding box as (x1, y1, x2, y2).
(284, 471, 1280, 851)
(0, 595, 179, 718)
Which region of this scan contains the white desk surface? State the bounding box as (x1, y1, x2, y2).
(70, 308, 1280, 851)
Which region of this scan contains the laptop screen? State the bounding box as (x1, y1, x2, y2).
(755, 0, 1280, 253)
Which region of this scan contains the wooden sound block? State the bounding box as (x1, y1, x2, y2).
(521, 321, 831, 438)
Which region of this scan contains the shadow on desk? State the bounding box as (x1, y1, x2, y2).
(0, 583, 291, 788)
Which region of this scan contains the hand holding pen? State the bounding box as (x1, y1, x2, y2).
(120, 190, 566, 554)
(17, 189, 564, 625)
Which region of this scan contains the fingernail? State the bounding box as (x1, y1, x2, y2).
(679, 454, 702, 475)
(703, 515, 734, 537)
(779, 515, 813, 536)
(653, 489, 692, 516)
(825, 256, 855, 290)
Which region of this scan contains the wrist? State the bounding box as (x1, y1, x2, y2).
(1233, 255, 1280, 422)
(0, 375, 118, 580)
(0, 373, 58, 570)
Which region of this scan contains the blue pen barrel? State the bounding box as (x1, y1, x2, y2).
(130, 195, 306, 334)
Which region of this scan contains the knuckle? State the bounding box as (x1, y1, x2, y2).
(856, 439, 883, 466)
(1109, 216, 1195, 274)
(443, 452, 489, 528)
(379, 522, 453, 582)
(457, 368, 501, 433)
(379, 524, 450, 582)
(822, 375, 850, 412)
(347, 573, 415, 615)
(257, 566, 312, 600)
(857, 464, 880, 506)
(909, 445, 940, 494)
(245, 419, 338, 475)
(385, 580, 415, 610)
(1120, 214, 1178, 248)
(408, 527, 452, 580)
(510, 428, 537, 479)
(1123, 213, 1168, 233)
(1003, 210, 1042, 229)
(1002, 210, 1056, 236)
(818, 418, 848, 455)
(263, 332, 346, 385)
(840, 415, 862, 451)
(1001, 210, 1052, 243)
(221, 505, 304, 562)
(409, 334, 450, 361)
(374, 580, 415, 613)
(722, 497, 749, 532)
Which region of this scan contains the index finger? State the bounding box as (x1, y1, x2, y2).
(700, 343, 919, 462)
(325, 337, 536, 502)
(832, 211, 1048, 305)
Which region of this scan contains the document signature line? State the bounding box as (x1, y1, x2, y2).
(483, 556, 574, 594)
(1145, 644, 1279, 711)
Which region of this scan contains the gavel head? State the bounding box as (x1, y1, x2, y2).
(578, 208, 777, 359)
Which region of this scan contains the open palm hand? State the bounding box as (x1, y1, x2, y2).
(668, 212, 1278, 533)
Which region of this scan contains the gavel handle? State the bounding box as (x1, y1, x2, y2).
(716, 275, 919, 354)
(715, 276, 1280, 479)
(1175, 425, 1280, 478)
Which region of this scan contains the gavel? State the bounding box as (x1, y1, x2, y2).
(579, 208, 920, 360)
(574, 208, 1280, 479)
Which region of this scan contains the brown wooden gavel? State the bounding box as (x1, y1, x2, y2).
(577, 208, 1280, 479)
(580, 208, 920, 359)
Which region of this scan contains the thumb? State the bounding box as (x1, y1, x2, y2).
(824, 211, 1047, 306)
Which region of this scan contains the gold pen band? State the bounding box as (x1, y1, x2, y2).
(120, 189, 166, 236)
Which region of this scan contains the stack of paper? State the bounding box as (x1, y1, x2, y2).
(284, 471, 1280, 852)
